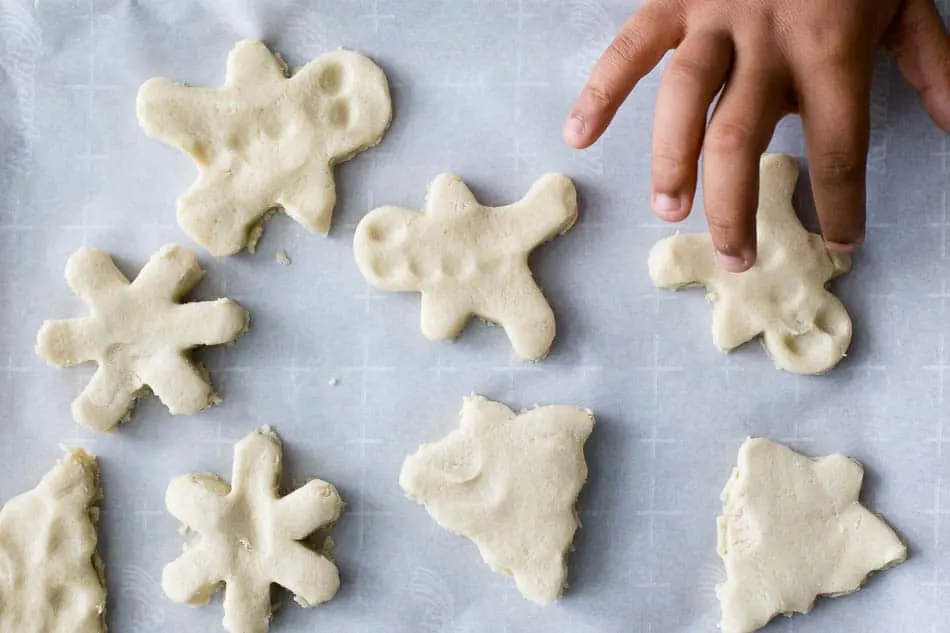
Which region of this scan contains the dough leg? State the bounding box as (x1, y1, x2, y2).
(35, 318, 98, 366)
(481, 279, 555, 361)
(277, 164, 335, 235)
(711, 301, 761, 351)
(71, 363, 142, 432)
(174, 300, 248, 346)
(276, 480, 342, 539)
(137, 350, 214, 416)
(165, 473, 230, 534)
(177, 175, 269, 257)
(222, 577, 272, 633)
(420, 292, 470, 341)
(272, 545, 340, 606)
(161, 545, 225, 605)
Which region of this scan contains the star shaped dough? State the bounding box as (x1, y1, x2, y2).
(354, 174, 578, 361)
(717, 438, 907, 633)
(0, 448, 105, 633)
(648, 153, 852, 374)
(163, 427, 343, 633)
(137, 39, 392, 256)
(399, 395, 594, 604)
(36, 244, 249, 431)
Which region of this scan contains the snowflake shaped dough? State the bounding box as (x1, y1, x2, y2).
(0, 448, 105, 633)
(648, 154, 852, 374)
(163, 427, 343, 633)
(354, 174, 578, 361)
(36, 245, 248, 432)
(399, 395, 594, 604)
(137, 39, 392, 256)
(718, 438, 906, 633)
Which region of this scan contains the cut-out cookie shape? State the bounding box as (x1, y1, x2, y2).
(137, 39, 392, 256)
(399, 395, 594, 604)
(0, 448, 106, 633)
(163, 427, 342, 633)
(648, 154, 852, 374)
(354, 174, 578, 361)
(36, 245, 249, 432)
(717, 438, 907, 633)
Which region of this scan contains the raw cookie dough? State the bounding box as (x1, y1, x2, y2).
(36, 245, 249, 431)
(399, 395, 594, 604)
(137, 39, 392, 256)
(648, 154, 852, 374)
(717, 438, 907, 633)
(354, 174, 578, 361)
(0, 448, 106, 633)
(163, 427, 342, 633)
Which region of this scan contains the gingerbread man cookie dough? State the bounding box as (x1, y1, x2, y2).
(354, 174, 578, 361)
(163, 428, 343, 633)
(0, 448, 106, 633)
(718, 438, 906, 633)
(649, 154, 852, 374)
(137, 40, 392, 256)
(36, 245, 248, 431)
(400, 395, 594, 604)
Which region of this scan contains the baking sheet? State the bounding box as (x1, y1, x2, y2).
(0, 0, 947, 631)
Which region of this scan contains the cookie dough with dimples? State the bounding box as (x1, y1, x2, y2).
(137, 40, 392, 256)
(649, 154, 852, 374)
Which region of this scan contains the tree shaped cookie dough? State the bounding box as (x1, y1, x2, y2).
(36, 245, 248, 432)
(163, 427, 342, 633)
(137, 40, 392, 256)
(0, 448, 106, 633)
(354, 174, 578, 361)
(717, 438, 907, 633)
(399, 395, 594, 604)
(649, 154, 852, 374)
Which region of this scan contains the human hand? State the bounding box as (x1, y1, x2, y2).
(564, 0, 950, 272)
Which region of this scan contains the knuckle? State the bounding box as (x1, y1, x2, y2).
(608, 31, 648, 65)
(812, 150, 865, 187)
(705, 119, 755, 156)
(584, 82, 614, 108)
(652, 150, 691, 186)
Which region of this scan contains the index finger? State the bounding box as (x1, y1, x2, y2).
(563, 0, 682, 149)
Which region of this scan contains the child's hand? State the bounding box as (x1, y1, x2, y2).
(564, 0, 950, 272)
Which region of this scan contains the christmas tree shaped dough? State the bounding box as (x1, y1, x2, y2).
(0, 448, 106, 633)
(163, 427, 343, 633)
(354, 174, 578, 361)
(399, 395, 594, 604)
(138, 39, 392, 256)
(36, 245, 248, 432)
(717, 438, 907, 633)
(649, 154, 852, 374)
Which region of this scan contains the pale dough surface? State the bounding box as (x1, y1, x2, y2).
(649, 154, 852, 374)
(399, 395, 594, 604)
(163, 427, 343, 633)
(137, 39, 392, 256)
(717, 438, 907, 633)
(354, 173, 578, 361)
(0, 448, 106, 633)
(36, 244, 249, 432)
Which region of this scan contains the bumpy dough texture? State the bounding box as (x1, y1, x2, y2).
(163, 427, 343, 633)
(717, 438, 907, 633)
(354, 174, 577, 361)
(399, 395, 594, 604)
(649, 154, 852, 374)
(137, 39, 392, 256)
(36, 244, 249, 432)
(0, 448, 106, 633)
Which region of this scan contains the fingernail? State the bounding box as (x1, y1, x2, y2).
(653, 193, 682, 219)
(716, 251, 754, 273)
(826, 237, 863, 254)
(563, 114, 586, 144)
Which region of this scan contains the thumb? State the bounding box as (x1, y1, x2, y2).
(884, 0, 950, 130)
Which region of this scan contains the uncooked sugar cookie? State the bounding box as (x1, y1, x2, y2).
(649, 154, 852, 374)
(163, 427, 342, 633)
(399, 395, 594, 604)
(354, 174, 578, 361)
(0, 448, 106, 633)
(137, 39, 392, 256)
(36, 244, 249, 431)
(717, 438, 906, 633)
